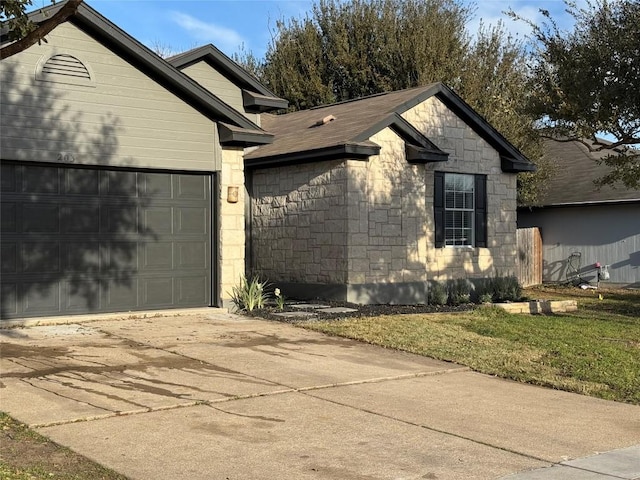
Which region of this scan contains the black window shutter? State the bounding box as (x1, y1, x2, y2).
(434, 172, 445, 248)
(475, 174, 487, 247)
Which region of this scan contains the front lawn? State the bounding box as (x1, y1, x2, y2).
(302, 286, 640, 404)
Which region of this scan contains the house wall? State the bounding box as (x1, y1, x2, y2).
(219, 148, 248, 305)
(180, 60, 260, 126)
(404, 97, 518, 281)
(344, 130, 430, 303)
(250, 161, 349, 287)
(0, 22, 221, 172)
(249, 96, 519, 304)
(1, 20, 250, 309)
(519, 204, 640, 286)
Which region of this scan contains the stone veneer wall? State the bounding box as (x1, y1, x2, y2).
(404, 96, 518, 281)
(219, 148, 247, 306)
(250, 160, 348, 285)
(248, 96, 519, 304)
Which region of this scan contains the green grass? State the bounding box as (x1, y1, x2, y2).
(302, 287, 640, 404)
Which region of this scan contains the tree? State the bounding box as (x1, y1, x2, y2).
(509, 0, 640, 189)
(236, 0, 548, 204)
(1, 0, 83, 60)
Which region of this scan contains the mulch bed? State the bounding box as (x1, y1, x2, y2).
(244, 301, 477, 322)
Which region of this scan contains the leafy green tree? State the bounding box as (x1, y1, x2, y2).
(509, 0, 640, 189)
(1, 0, 83, 59)
(236, 0, 548, 204)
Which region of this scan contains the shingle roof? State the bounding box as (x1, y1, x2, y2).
(245, 83, 534, 173)
(538, 139, 640, 206)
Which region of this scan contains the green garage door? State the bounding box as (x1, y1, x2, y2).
(1, 162, 214, 320)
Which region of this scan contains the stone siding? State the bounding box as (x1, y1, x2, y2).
(248, 96, 519, 303)
(403, 97, 518, 281)
(250, 161, 348, 284)
(346, 129, 428, 286)
(219, 148, 247, 306)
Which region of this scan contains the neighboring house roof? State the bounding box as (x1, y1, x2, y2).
(245, 82, 535, 172)
(168, 45, 288, 113)
(534, 139, 640, 207)
(1, 1, 273, 146)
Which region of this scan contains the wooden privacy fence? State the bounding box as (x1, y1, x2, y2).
(517, 227, 542, 287)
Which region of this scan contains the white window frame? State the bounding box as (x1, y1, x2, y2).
(444, 173, 475, 247)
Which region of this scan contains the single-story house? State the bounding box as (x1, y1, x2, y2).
(246, 84, 535, 303)
(518, 139, 640, 287)
(0, 1, 534, 320)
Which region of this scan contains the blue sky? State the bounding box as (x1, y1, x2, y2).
(78, 0, 583, 59)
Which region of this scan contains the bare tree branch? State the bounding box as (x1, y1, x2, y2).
(1, 0, 84, 60)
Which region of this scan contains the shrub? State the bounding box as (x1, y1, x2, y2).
(448, 279, 471, 305)
(429, 282, 448, 305)
(229, 275, 269, 311)
(490, 274, 522, 303)
(475, 279, 494, 304)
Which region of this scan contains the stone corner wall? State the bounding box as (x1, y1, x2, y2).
(219, 148, 246, 306)
(249, 160, 348, 286)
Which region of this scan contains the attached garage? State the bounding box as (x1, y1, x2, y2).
(1, 2, 279, 321)
(1, 162, 215, 319)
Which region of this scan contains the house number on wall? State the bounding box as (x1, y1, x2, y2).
(57, 152, 76, 163)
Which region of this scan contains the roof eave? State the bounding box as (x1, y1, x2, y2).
(501, 155, 537, 173)
(242, 90, 289, 113)
(218, 123, 274, 147)
(245, 143, 380, 169)
(406, 144, 449, 163)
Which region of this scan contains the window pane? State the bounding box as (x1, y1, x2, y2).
(445, 192, 455, 208)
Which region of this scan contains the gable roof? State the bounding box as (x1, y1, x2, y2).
(168, 45, 288, 113)
(1, 1, 273, 146)
(533, 139, 640, 207)
(245, 83, 534, 172)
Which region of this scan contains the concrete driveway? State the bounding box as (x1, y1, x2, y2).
(1, 311, 638, 479)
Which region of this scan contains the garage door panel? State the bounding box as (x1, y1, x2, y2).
(142, 207, 173, 233)
(176, 207, 207, 234)
(1, 164, 213, 319)
(22, 282, 60, 314)
(22, 242, 61, 274)
(176, 276, 208, 304)
(1, 284, 18, 316)
(1, 164, 17, 192)
(176, 175, 207, 199)
(65, 282, 101, 311)
(23, 204, 60, 233)
(104, 205, 140, 234)
(104, 280, 138, 309)
(1, 243, 18, 274)
(65, 169, 100, 195)
(1, 202, 17, 232)
(63, 205, 101, 233)
(22, 165, 61, 194)
(63, 243, 101, 272)
(141, 173, 172, 198)
(102, 171, 139, 197)
(104, 242, 139, 270)
(176, 242, 207, 269)
(142, 277, 174, 306)
(141, 243, 173, 270)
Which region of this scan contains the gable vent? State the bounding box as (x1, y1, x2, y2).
(41, 54, 91, 79)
